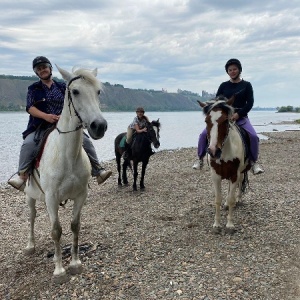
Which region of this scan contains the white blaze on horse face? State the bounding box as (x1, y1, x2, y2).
(208, 110, 222, 156)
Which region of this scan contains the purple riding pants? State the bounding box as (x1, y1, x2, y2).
(197, 117, 259, 162)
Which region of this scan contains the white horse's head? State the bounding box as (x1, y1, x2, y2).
(56, 65, 107, 139)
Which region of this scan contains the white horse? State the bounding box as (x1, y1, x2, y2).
(24, 66, 107, 283)
(198, 96, 251, 233)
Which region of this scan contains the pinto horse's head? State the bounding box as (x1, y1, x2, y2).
(198, 96, 234, 159)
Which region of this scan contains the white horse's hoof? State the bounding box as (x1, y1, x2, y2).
(69, 264, 83, 275)
(53, 272, 69, 284)
(213, 226, 222, 234)
(24, 247, 35, 255)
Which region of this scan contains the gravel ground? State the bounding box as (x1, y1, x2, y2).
(1, 130, 300, 300)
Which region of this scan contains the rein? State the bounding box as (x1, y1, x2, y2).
(56, 75, 84, 134)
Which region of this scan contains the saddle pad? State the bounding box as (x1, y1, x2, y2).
(119, 135, 127, 148)
(236, 125, 250, 161)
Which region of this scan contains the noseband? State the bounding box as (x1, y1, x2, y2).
(207, 108, 231, 159)
(56, 75, 84, 134)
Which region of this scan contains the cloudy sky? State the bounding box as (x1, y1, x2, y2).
(1, 0, 299, 107)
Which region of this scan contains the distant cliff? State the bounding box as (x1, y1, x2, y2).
(0, 76, 204, 112)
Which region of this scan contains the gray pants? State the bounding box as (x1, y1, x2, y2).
(19, 130, 102, 177)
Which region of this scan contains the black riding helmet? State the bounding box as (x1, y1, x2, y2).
(32, 56, 52, 80)
(225, 58, 242, 73)
(136, 107, 145, 113)
(32, 56, 52, 70)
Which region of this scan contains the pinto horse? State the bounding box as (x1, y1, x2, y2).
(24, 66, 107, 283)
(114, 120, 160, 191)
(198, 96, 251, 233)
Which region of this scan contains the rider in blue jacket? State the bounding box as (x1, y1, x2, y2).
(8, 56, 112, 191)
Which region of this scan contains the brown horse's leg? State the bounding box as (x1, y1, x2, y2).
(116, 152, 122, 186)
(140, 159, 149, 189)
(133, 161, 138, 191)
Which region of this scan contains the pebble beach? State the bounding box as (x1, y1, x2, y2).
(1, 130, 300, 300)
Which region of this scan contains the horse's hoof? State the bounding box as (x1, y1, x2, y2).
(212, 227, 222, 234)
(24, 247, 35, 255)
(53, 272, 69, 284)
(225, 227, 236, 234)
(140, 186, 145, 190)
(69, 264, 83, 275)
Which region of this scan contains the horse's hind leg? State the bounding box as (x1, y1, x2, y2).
(68, 197, 85, 275)
(116, 154, 122, 186)
(24, 195, 36, 255)
(122, 160, 129, 185)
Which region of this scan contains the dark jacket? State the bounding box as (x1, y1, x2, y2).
(22, 80, 66, 139)
(216, 79, 254, 118)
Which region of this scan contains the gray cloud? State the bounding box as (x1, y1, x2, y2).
(0, 0, 299, 106)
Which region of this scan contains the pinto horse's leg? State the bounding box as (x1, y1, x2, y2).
(140, 160, 148, 189)
(69, 195, 85, 275)
(225, 181, 238, 233)
(46, 196, 67, 284)
(133, 161, 138, 191)
(24, 195, 36, 255)
(212, 175, 222, 233)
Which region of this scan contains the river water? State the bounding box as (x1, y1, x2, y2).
(1, 111, 299, 183)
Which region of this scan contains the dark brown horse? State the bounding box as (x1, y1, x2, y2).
(114, 120, 160, 191)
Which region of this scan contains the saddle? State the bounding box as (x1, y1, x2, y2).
(34, 124, 56, 169)
(235, 124, 250, 162)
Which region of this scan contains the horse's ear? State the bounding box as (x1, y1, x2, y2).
(92, 68, 98, 77)
(56, 64, 73, 82)
(197, 100, 206, 108)
(226, 95, 235, 106)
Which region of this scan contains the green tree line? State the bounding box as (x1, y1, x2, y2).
(277, 106, 300, 112)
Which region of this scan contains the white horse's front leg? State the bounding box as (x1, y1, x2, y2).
(24, 195, 36, 255)
(46, 198, 67, 284)
(225, 181, 238, 233)
(69, 195, 86, 275)
(212, 177, 222, 233)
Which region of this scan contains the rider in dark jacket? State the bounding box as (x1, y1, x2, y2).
(8, 56, 112, 191)
(193, 58, 264, 175)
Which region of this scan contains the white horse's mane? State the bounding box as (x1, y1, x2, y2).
(72, 67, 102, 90)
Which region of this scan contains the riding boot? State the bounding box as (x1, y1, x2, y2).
(96, 168, 112, 184)
(252, 162, 264, 175)
(8, 173, 28, 191)
(192, 157, 204, 170)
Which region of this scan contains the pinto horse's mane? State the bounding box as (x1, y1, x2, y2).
(203, 96, 234, 118)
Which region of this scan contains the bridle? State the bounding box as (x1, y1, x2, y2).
(206, 106, 232, 159)
(56, 75, 84, 134)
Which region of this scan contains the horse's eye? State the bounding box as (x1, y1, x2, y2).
(72, 89, 79, 96)
(97, 90, 101, 95)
